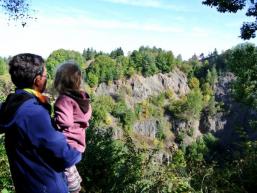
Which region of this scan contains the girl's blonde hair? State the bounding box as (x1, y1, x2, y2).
(54, 61, 82, 94)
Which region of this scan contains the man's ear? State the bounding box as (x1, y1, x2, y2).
(33, 75, 41, 87)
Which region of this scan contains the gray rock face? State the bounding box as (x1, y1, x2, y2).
(93, 68, 190, 145)
(95, 69, 257, 147)
(201, 72, 257, 145)
(95, 68, 189, 104)
(214, 72, 236, 104)
(133, 119, 158, 139)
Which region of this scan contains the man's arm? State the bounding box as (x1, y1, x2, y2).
(26, 105, 81, 171)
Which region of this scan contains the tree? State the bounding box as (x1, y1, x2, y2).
(110, 47, 124, 59)
(0, 0, 35, 26)
(156, 51, 175, 73)
(82, 48, 96, 61)
(141, 53, 158, 77)
(46, 49, 85, 78)
(85, 55, 117, 85)
(176, 54, 183, 64)
(0, 58, 7, 75)
(202, 0, 257, 40)
(129, 50, 143, 73)
(229, 43, 257, 108)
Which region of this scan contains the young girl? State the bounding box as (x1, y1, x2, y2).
(54, 61, 92, 193)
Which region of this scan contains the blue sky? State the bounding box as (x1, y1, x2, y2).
(0, 0, 256, 60)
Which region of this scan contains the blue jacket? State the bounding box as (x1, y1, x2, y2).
(0, 90, 81, 193)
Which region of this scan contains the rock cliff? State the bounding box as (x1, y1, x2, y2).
(94, 69, 257, 149)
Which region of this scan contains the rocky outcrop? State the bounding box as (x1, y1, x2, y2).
(133, 119, 158, 139)
(95, 68, 190, 145)
(95, 68, 189, 105)
(200, 72, 257, 145)
(94, 69, 257, 147)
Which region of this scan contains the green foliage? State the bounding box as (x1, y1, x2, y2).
(184, 133, 217, 192)
(176, 131, 186, 145)
(184, 131, 257, 192)
(155, 119, 167, 141)
(78, 128, 143, 193)
(156, 51, 175, 73)
(129, 50, 142, 72)
(85, 55, 117, 85)
(135, 96, 164, 120)
(84, 46, 179, 87)
(82, 48, 96, 61)
(0, 0, 35, 26)
(141, 53, 158, 77)
(166, 97, 187, 120)
(187, 128, 194, 137)
(110, 47, 124, 59)
(149, 92, 165, 107)
(229, 43, 257, 109)
(115, 56, 129, 79)
(86, 72, 99, 87)
(112, 100, 135, 130)
(204, 95, 217, 117)
(176, 61, 193, 75)
(90, 95, 115, 127)
(130, 47, 176, 77)
(201, 82, 213, 97)
(185, 89, 204, 119)
(188, 77, 200, 89)
(206, 67, 217, 86)
(79, 128, 194, 193)
(46, 49, 85, 78)
(0, 58, 7, 75)
(0, 79, 13, 102)
(0, 137, 13, 192)
(164, 89, 174, 100)
(167, 89, 204, 121)
(202, 0, 257, 39)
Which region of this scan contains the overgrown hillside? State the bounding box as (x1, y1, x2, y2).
(1, 43, 257, 193)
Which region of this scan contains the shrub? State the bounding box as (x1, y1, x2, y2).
(0, 59, 7, 75)
(0, 137, 13, 192)
(188, 77, 200, 89)
(112, 100, 135, 130)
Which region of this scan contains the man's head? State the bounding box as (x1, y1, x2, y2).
(9, 53, 47, 92)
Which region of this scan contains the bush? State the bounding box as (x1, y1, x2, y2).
(78, 128, 143, 193)
(188, 77, 200, 89)
(79, 128, 194, 193)
(0, 137, 13, 192)
(0, 58, 7, 75)
(90, 95, 115, 127)
(112, 100, 135, 130)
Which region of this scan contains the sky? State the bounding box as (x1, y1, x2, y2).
(0, 0, 256, 60)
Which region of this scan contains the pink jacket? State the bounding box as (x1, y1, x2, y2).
(54, 92, 92, 153)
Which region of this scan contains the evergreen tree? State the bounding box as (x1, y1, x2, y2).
(110, 47, 124, 59)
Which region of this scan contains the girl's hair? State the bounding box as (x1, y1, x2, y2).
(54, 61, 82, 94)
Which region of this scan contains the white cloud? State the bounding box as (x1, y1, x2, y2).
(0, 13, 185, 58)
(191, 27, 211, 38)
(35, 13, 184, 33)
(100, 0, 189, 11)
(0, 6, 250, 60)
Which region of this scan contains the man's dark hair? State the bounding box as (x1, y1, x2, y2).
(9, 53, 45, 89)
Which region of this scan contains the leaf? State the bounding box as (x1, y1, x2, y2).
(1, 188, 9, 193)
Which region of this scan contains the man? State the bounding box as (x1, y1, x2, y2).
(0, 53, 81, 193)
